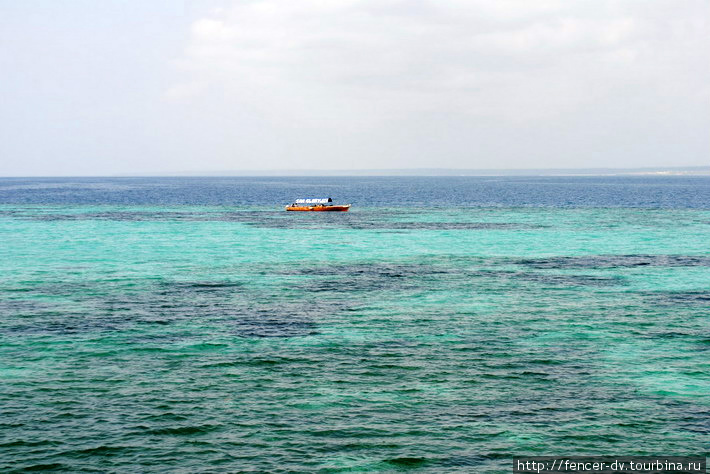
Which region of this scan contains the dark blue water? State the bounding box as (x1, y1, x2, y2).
(1, 176, 710, 208)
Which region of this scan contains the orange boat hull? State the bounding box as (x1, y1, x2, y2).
(286, 204, 350, 212)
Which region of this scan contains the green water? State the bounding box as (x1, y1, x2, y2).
(1, 206, 709, 472)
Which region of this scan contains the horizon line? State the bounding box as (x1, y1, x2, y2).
(1, 165, 709, 178)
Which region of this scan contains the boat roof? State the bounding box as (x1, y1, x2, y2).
(295, 198, 332, 204)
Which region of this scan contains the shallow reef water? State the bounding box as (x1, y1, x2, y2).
(1, 177, 709, 472)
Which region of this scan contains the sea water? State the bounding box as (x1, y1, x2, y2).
(1, 176, 709, 472)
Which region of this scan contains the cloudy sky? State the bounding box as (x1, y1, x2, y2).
(1, 0, 708, 175)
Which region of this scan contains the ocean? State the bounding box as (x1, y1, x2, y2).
(1, 176, 709, 472)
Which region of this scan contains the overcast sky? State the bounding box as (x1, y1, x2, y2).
(0, 0, 708, 175)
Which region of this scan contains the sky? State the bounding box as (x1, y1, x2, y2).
(0, 0, 708, 176)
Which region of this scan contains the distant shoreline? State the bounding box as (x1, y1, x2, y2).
(126, 166, 710, 177)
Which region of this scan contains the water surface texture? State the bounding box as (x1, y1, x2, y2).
(1, 177, 709, 472)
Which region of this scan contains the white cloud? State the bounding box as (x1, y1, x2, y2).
(164, 0, 709, 168)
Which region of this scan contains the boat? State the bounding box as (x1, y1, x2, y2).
(285, 197, 351, 212)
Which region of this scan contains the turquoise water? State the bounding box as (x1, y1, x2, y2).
(1, 178, 710, 472)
